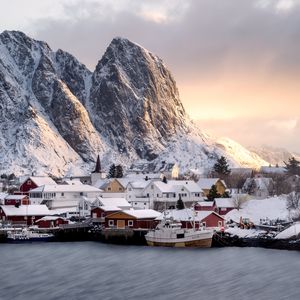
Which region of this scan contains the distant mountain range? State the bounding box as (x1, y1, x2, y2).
(0, 30, 273, 176)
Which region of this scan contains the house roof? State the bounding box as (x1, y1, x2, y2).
(128, 180, 152, 189)
(153, 180, 202, 194)
(93, 206, 121, 212)
(260, 166, 286, 174)
(0, 205, 53, 216)
(21, 176, 56, 187)
(29, 184, 101, 193)
(98, 197, 131, 208)
(214, 198, 235, 208)
(35, 216, 66, 222)
(94, 179, 111, 189)
(5, 195, 28, 200)
(197, 178, 226, 189)
(121, 209, 161, 219)
(196, 201, 215, 207)
(156, 208, 224, 222)
(50, 207, 78, 214)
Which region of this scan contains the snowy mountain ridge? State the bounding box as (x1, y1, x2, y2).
(0, 30, 269, 176)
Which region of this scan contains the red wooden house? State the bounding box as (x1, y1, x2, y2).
(0, 205, 53, 225)
(214, 198, 235, 215)
(104, 209, 161, 230)
(4, 195, 30, 206)
(91, 206, 121, 219)
(156, 209, 225, 229)
(194, 201, 215, 211)
(35, 216, 68, 228)
(19, 176, 56, 195)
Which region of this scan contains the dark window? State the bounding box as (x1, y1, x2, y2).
(177, 233, 185, 239)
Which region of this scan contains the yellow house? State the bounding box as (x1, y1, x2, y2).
(96, 178, 130, 193)
(197, 178, 227, 196)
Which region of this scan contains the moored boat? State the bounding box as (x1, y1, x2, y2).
(6, 228, 54, 242)
(145, 219, 213, 248)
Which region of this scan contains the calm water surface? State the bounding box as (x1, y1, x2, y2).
(0, 242, 300, 300)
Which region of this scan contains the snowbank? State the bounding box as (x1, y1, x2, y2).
(225, 227, 266, 238)
(225, 196, 289, 224)
(275, 223, 300, 240)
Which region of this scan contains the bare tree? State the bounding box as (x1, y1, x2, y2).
(232, 194, 249, 210)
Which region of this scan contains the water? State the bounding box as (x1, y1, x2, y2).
(0, 243, 300, 300)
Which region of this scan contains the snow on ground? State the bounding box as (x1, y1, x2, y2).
(225, 195, 289, 224)
(225, 227, 267, 238)
(275, 223, 300, 239)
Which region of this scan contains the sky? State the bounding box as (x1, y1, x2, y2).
(1, 0, 300, 152)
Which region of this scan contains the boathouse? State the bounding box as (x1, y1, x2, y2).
(35, 216, 68, 228)
(0, 204, 53, 225)
(104, 209, 161, 230)
(4, 194, 30, 206)
(19, 176, 57, 195)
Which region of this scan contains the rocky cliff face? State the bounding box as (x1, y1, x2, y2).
(0, 30, 269, 176)
(89, 37, 187, 160)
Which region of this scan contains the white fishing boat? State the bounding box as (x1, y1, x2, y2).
(145, 218, 213, 248)
(6, 228, 54, 242)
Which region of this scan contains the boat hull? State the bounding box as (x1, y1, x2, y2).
(147, 237, 212, 248)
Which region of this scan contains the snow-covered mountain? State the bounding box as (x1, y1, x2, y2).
(0, 30, 269, 176)
(249, 145, 300, 166)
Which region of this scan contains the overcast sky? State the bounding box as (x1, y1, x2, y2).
(1, 0, 300, 152)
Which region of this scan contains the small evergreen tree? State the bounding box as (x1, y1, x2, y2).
(207, 185, 221, 201)
(116, 165, 124, 178)
(213, 156, 231, 176)
(176, 195, 185, 210)
(284, 157, 300, 175)
(107, 164, 116, 178)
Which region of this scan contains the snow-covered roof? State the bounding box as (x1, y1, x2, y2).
(116, 178, 133, 188)
(94, 179, 111, 189)
(98, 197, 131, 208)
(36, 216, 66, 222)
(21, 176, 56, 187)
(125, 173, 162, 180)
(63, 179, 83, 185)
(5, 195, 28, 200)
(197, 178, 225, 189)
(156, 208, 223, 222)
(51, 207, 78, 214)
(128, 180, 151, 189)
(214, 198, 235, 208)
(196, 201, 214, 207)
(30, 184, 102, 193)
(94, 206, 121, 212)
(0, 205, 53, 216)
(153, 180, 202, 194)
(121, 209, 161, 219)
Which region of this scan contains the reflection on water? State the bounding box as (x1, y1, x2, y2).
(0, 243, 300, 300)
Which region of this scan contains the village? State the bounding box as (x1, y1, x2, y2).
(1, 155, 300, 249)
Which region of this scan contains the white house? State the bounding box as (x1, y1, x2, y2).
(142, 180, 204, 211)
(29, 184, 102, 208)
(126, 180, 153, 209)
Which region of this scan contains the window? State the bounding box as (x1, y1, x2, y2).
(202, 222, 206, 228)
(218, 221, 223, 227)
(147, 193, 150, 197)
(27, 180, 32, 185)
(118, 187, 122, 191)
(61, 193, 64, 196)
(80, 192, 83, 196)
(108, 187, 111, 191)
(128, 220, 133, 227)
(108, 220, 114, 227)
(144, 203, 147, 205)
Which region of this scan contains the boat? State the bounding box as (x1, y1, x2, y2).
(6, 228, 55, 242)
(145, 218, 213, 248)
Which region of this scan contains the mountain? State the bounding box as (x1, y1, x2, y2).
(249, 145, 300, 166)
(0, 30, 269, 176)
